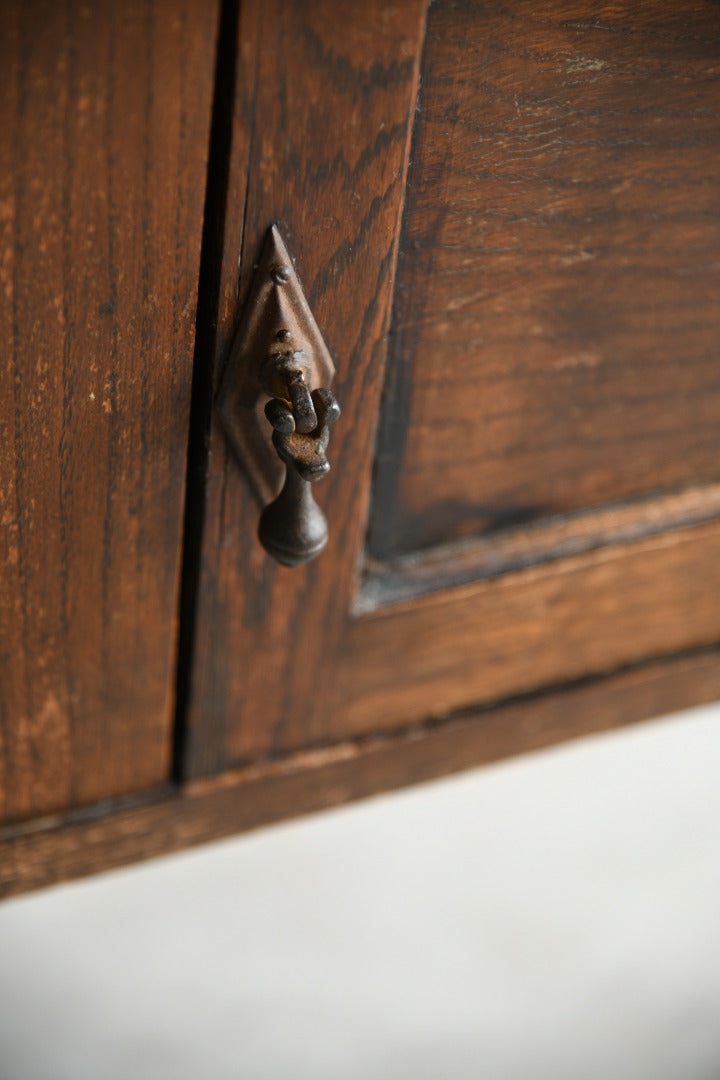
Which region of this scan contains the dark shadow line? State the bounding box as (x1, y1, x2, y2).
(171, 0, 240, 784)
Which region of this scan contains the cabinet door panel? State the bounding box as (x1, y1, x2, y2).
(184, 0, 429, 775)
(368, 0, 720, 560)
(185, 0, 720, 779)
(0, 0, 218, 823)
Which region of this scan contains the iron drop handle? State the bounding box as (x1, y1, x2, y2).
(259, 363, 340, 567)
(216, 225, 341, 568)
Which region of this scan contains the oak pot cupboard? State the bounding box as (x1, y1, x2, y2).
(2, 0, 720, 897)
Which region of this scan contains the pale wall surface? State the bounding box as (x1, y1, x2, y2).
(1, 701, 719, 1080)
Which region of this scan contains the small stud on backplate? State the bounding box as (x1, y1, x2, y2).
(217, 225, 340, 567)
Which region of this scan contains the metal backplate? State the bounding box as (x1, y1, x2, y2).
(217, 225, 336, 505)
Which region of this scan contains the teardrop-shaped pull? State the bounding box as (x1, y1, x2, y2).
(216, 225, 340, 567)
(259, 387, 341, 566)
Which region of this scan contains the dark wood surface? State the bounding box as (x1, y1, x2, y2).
(359, 483, 720, 610)
(369, 0, 720, 558)
(2, 645, 719, 899)
(185, 0, 720, 778)
(339, 519, 720, 736)
(0, 0, 218, 824)
(2, 0, 720, 894)
(184, 0, 429, 775)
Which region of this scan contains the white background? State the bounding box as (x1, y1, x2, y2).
(1, 701, 719, 1080)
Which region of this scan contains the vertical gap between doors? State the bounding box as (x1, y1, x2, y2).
(171, 0, 240, 784)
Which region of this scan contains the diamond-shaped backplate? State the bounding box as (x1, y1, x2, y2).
(217, 225, 336, 505)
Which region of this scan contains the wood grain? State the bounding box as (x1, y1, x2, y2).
(0, 0, 218, 824)
(339, 519, 720, 737)
(186, 0, 720, 779)
(3, 646, 720, 899)
(358, 483, 720, 610)
(184, 0, 429, 774)
(369, 0, 720, 558)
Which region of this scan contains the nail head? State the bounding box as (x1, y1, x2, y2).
(271, 264, 291, 285)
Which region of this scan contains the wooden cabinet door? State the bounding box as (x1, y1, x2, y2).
(3, 0, 720, 898)
(0, 0, 218, 823)
(185, 0, 720, 782)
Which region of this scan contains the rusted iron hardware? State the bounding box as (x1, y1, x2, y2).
(217, 225, 340, 567)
